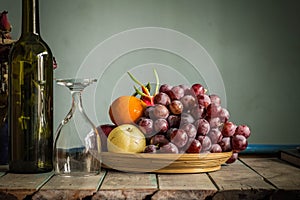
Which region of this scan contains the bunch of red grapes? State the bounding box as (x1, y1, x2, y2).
(135, 83, 251, 164)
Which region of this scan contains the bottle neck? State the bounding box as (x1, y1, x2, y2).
(22, 0, 40, 35)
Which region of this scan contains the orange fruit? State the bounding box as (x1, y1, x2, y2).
(109, 96, 146, 125)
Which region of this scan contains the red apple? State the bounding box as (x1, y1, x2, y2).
(97, 124, 117, 151)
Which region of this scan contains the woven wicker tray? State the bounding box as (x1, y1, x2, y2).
(101, 151, 232, 173)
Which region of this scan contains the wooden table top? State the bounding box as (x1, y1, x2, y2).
(0, 157, 299, 200)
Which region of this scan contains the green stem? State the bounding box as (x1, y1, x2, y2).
(127, 71, 150, 96)
(134, 85, 150, 97)
(127, 72, 143, 86)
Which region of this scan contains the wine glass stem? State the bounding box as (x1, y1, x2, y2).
(71, 91, 83, 113)
(71, 91, 97, 131)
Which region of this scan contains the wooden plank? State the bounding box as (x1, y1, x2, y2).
(241, 157, 300, 190)
(152, 173, 217, 200)
(94, 171, 157, 200)
(0, 172, 53, 200)
(209, 160, 275, 200)
(32, 170, 106, 200)
(280, 149, 300, 168)
(241, 157, 300, 200)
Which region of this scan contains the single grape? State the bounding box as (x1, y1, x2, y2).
(153, 104, 169, 119)
(180, 113, 195, 125)
(166, 128, 177, 140)
(197, 135, 212, 152)
(210, 144, 222, 153)
(190, 105, 205, 120)
(219, 108, 230, 123)
(197, 94, 211, 108)
(183, 88, 196, 96)
(222, 121, 237, 137)
(150, 134, 169, 147)
(180, 123, 197, 139)
(169, 100, 183, 115)
(144, 145, 157, 153)
(235, 125, 251, 138)
(154, 118, 169, 134)
(159, 84, 172, 93)
(185, 139, 202, 153)
(191, 83, 205, 96)
(167, 86, 185, 100)
(144, 106, 155, 119)
(194, 118, 210, 136)
(170, 129, 188, 148)
(206, 103, 222, 118)
(137, 117, 153, 136)
(184, 137, 195, 150)
(178, 84, 191, 95)
(232, 134, 248, 152)
(180, 95, 196, 110)
(206, 117, 221, 128)
(167, 115, 181, 128)
(207, 128, 222, 144)
(226, 152, 238, 164)
(219, 137, 232, 152)
(154, 92, 171, 106)
(159, 142, 179, 153)
(209, 94, 221, 106)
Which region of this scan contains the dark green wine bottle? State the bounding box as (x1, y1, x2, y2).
(8, 0, 53, 173)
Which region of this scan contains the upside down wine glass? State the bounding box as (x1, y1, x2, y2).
(53, 78, 101, 176)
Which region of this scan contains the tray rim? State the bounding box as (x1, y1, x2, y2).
(100, 151, 233, 173)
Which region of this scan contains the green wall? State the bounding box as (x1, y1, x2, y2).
(2, 0, 300, 145)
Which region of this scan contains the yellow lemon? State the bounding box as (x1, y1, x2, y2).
(107, 124, 146, 153)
